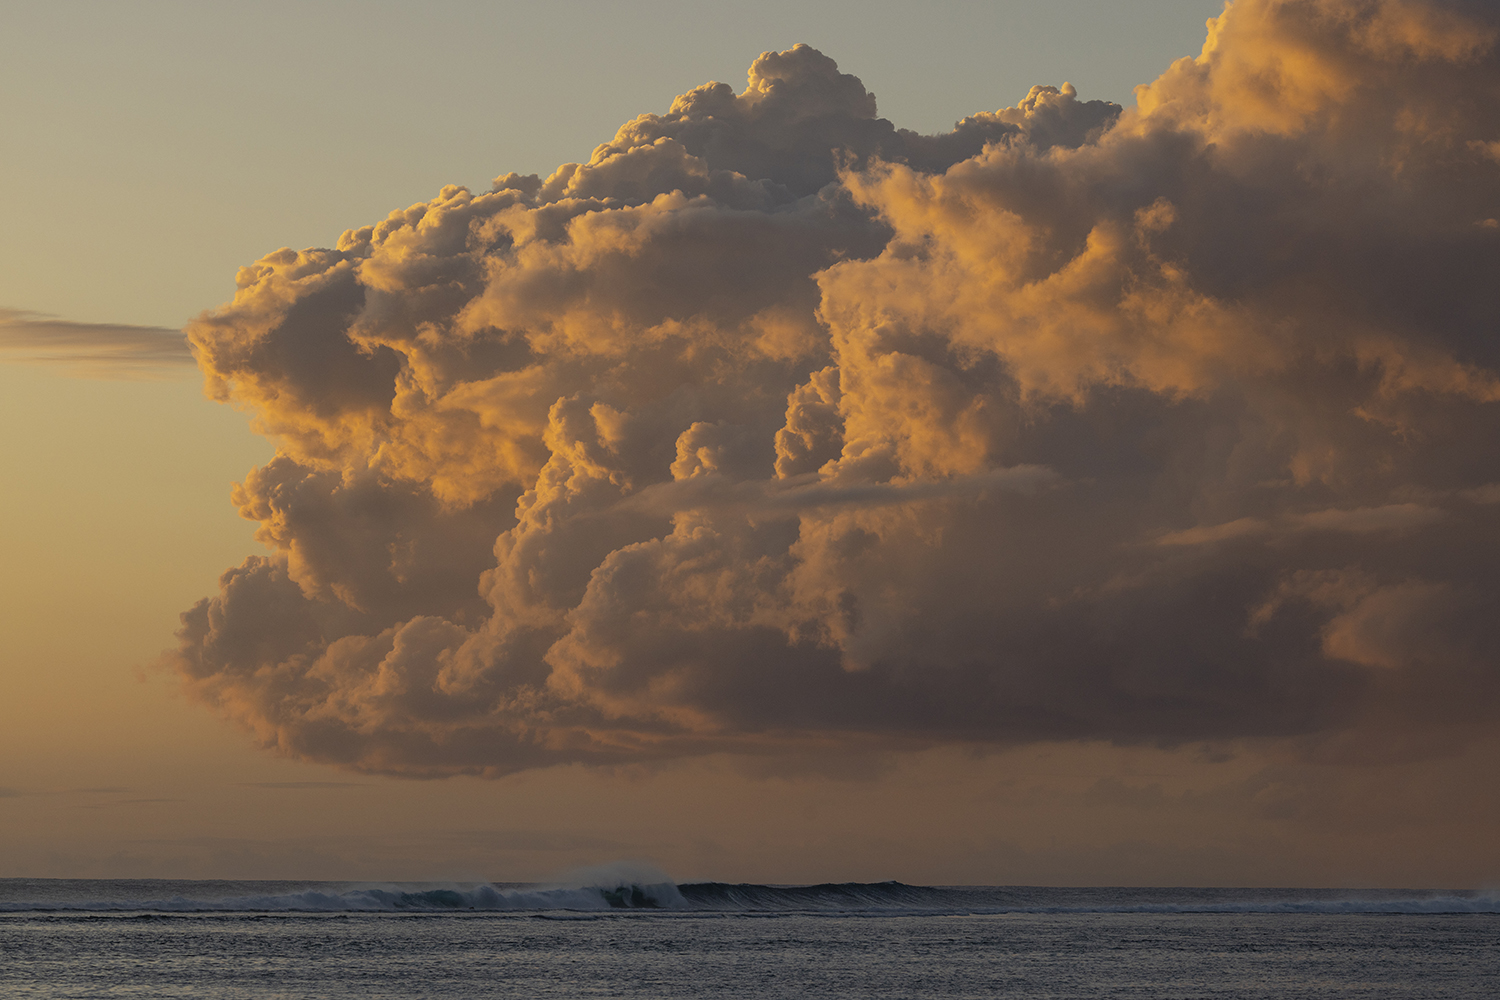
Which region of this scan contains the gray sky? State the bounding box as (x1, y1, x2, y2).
(13, 0, 1499, 889)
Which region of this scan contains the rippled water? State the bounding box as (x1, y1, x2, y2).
(4, 880, 1497, 998)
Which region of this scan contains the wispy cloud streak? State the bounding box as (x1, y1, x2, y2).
(0, 308, 194, 378)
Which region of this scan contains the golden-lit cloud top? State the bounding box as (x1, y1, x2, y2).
(172, 0, 1500, 777)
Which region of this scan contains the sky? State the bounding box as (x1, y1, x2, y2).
(3, 0, 1499, 887)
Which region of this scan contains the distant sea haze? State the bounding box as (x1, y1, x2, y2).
(4, 878, 1498, 998)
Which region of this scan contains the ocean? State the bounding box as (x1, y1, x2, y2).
(3, 877, 1497, 998)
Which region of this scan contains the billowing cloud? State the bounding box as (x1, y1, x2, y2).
(0, 308, 194, 377)
(171, 2, 1500, 778)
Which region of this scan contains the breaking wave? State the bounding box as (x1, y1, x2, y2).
(3, 877, 1497, 916)
(0, 870, 685, 914)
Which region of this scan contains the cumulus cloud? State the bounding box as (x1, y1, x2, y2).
(170, 3, 1500, 777)
(0, 308, 194, 377)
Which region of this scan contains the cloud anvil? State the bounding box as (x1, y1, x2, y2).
(172, 0, 1500, 777)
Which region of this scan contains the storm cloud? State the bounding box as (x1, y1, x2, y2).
(172, 0, 1500, 777)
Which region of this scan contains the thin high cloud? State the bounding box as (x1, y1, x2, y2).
(169, 0, 1500, 777)
(237, 781, 366, 789)
(0, 308, 195, 378)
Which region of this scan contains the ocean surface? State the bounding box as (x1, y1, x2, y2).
(3, 877, 1498, 998)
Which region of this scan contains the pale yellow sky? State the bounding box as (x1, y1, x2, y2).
(3, 0, 1499, 888)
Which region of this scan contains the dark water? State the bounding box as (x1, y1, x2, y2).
(3, 879, 1498, 998)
